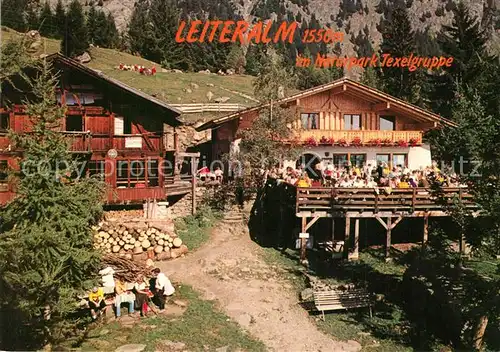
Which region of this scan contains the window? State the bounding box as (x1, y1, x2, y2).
(344, 114, 361, 130)
(0, 160, 8, 182)
(117, 160, 129, 187)
(65, 115, 83, 131)
(0, 113, 9, 132)
(376, 154, 390, 166)
(380, 116, 395, 131)
(300, 113, 319, 130)
(333, 154, 348, 168)
(147, 160, 159, 187)
(350, 154, 366, 168)
(116, 159, 157, 188)
(392, 154, 408, 168)
(88, 160, 105, 178)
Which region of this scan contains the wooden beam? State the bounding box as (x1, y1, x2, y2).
(349, 218, 360, 260)
(344, 217, 351, 259)
(389, 215, 403, 230)
(423, 213, 429, 247)
(375, 216, 388, 230)
(300, 217, 307, 261)
(176, 152, 201, 158)
(373, 101, 390, 111)
(385, 217, 392, 260)
(331, 218, 335, 242)
(191, 157, 197, 215)
(305, 215, 321, 231)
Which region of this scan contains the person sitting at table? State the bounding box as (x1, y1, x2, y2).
(133, 275, 150, 317)
(114, 279, 135, 318)
(150, 268, 175, 313)
(88, 286, 106, 320)
(214, 167, 223, 183)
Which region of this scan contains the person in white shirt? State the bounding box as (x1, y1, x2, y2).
(151, 268, 175, 313)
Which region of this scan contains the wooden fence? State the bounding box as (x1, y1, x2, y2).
(169, 103, 247, 113)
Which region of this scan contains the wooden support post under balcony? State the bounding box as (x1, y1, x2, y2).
(349, 218, 360, 260)
(423, 213, 429, 247)
(385, 217, 392, 260)
(300, 217, 307, 262)
(344, 217, 351, 259)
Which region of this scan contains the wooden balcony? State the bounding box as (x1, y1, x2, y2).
(112, 134, 163, 152)
(295, 187, 477, 217)
(63, 132, 92, 153)
(297, 130, 423, 146)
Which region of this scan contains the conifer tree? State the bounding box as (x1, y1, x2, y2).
(429, 2, 499, 118)
(105, 13, 119, 48)
(60, 0, 89, 57)
(25, 5, 40, 30)
(1, 0, 27, 31)
(86, 5, 99, 45)
(226, 45, 246, 74)
(0, 58, 105, 349)
(377, 6, 422, 104)
(39, 1, 55, 37)
(54, 0, 66, 39)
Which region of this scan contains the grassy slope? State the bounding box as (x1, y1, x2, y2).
(260, 247, 412, 352)
(1, 27, 257, 112)
(75, 285, 265, 352)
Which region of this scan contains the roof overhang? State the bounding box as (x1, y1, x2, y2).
(3, 53, 183, 127)
(196, 77, 456, 131)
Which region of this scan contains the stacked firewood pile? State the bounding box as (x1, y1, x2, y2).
(92, 221, 188, 261)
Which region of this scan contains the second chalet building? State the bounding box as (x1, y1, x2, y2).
(196, 78, 455, 172)
(0, 53, 185, 205)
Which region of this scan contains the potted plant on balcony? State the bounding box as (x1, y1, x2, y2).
(327, 137, 335, 145)
(304, 136, 318, 147)
(397, 139, 409, 147)
(409, 137, 419, 147)
(337, 138, 348, 147)
(369, 138, 382, 147)
(381, 138, 393, 146)
(351, 136, 362, 147)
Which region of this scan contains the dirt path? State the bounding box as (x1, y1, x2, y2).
(158, 222, 361, 352)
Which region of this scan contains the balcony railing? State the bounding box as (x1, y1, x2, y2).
(63, 131, 92, 153)
(297, 130, 423, 146)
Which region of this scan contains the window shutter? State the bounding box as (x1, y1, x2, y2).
(114, 116, 124, 135)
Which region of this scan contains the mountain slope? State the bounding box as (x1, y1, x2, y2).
(46, 0, 500, 58)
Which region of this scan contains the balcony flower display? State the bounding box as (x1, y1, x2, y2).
(397, 139, 409, 147)
(409, 137, 419, 147)
(381, 138, 393, 145)
(369, 138, 382, 147)
(337, 138, 348, 147)
(304, 136, 318, 147)
(319, 136, 334, 145)
(351, 136, 362, 146)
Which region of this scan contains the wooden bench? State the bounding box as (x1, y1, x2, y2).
(313, 288, 373, 321)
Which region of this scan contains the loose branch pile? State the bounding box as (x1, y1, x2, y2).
(101, 254, 152, 282)
(92, 221, 188, 261)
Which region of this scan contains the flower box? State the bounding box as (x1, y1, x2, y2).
(397, 139, 408, 147)
(337, 138, 348, 147)
(351, 137, 362, 146)
(304, 136, 318, 147)
(369, 138, 382, 147)
(409, 137, 419, 147)
(319, 136, 335, 145)
(381, 138, 393, 145)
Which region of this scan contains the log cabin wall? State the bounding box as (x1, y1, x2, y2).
(0, 54, 182, 205)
